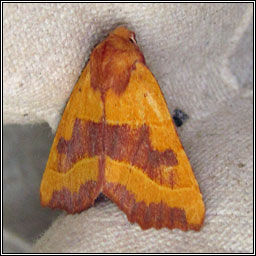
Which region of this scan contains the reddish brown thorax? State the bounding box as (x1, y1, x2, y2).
(90, 27, 145, 96)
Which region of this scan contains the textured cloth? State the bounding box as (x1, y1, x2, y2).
(3, 3, 253, 253)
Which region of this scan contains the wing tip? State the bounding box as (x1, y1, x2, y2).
(103, 182, 205, 231)
(40, 180, 100, 214)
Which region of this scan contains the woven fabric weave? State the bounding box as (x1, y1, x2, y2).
(3, 3, 253, 253)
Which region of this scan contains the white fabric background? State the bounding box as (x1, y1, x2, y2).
(3, 3, 253, 253)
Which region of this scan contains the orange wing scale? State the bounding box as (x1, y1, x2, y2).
(40, 27, 205, 231)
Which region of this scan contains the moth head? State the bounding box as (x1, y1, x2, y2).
(111, 26, 138, 47)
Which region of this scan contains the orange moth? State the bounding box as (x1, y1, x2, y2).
(40, 27, 205, 231)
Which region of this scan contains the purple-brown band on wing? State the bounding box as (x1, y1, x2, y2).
(103, 182, 201, 231)
(56, 120, 177, 182)
(57, 119, 103, 173)
(47, 180, 98, 213)
(104, 123, 178, 181)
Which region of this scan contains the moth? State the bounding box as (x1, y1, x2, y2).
(40, 27, 205, 231)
